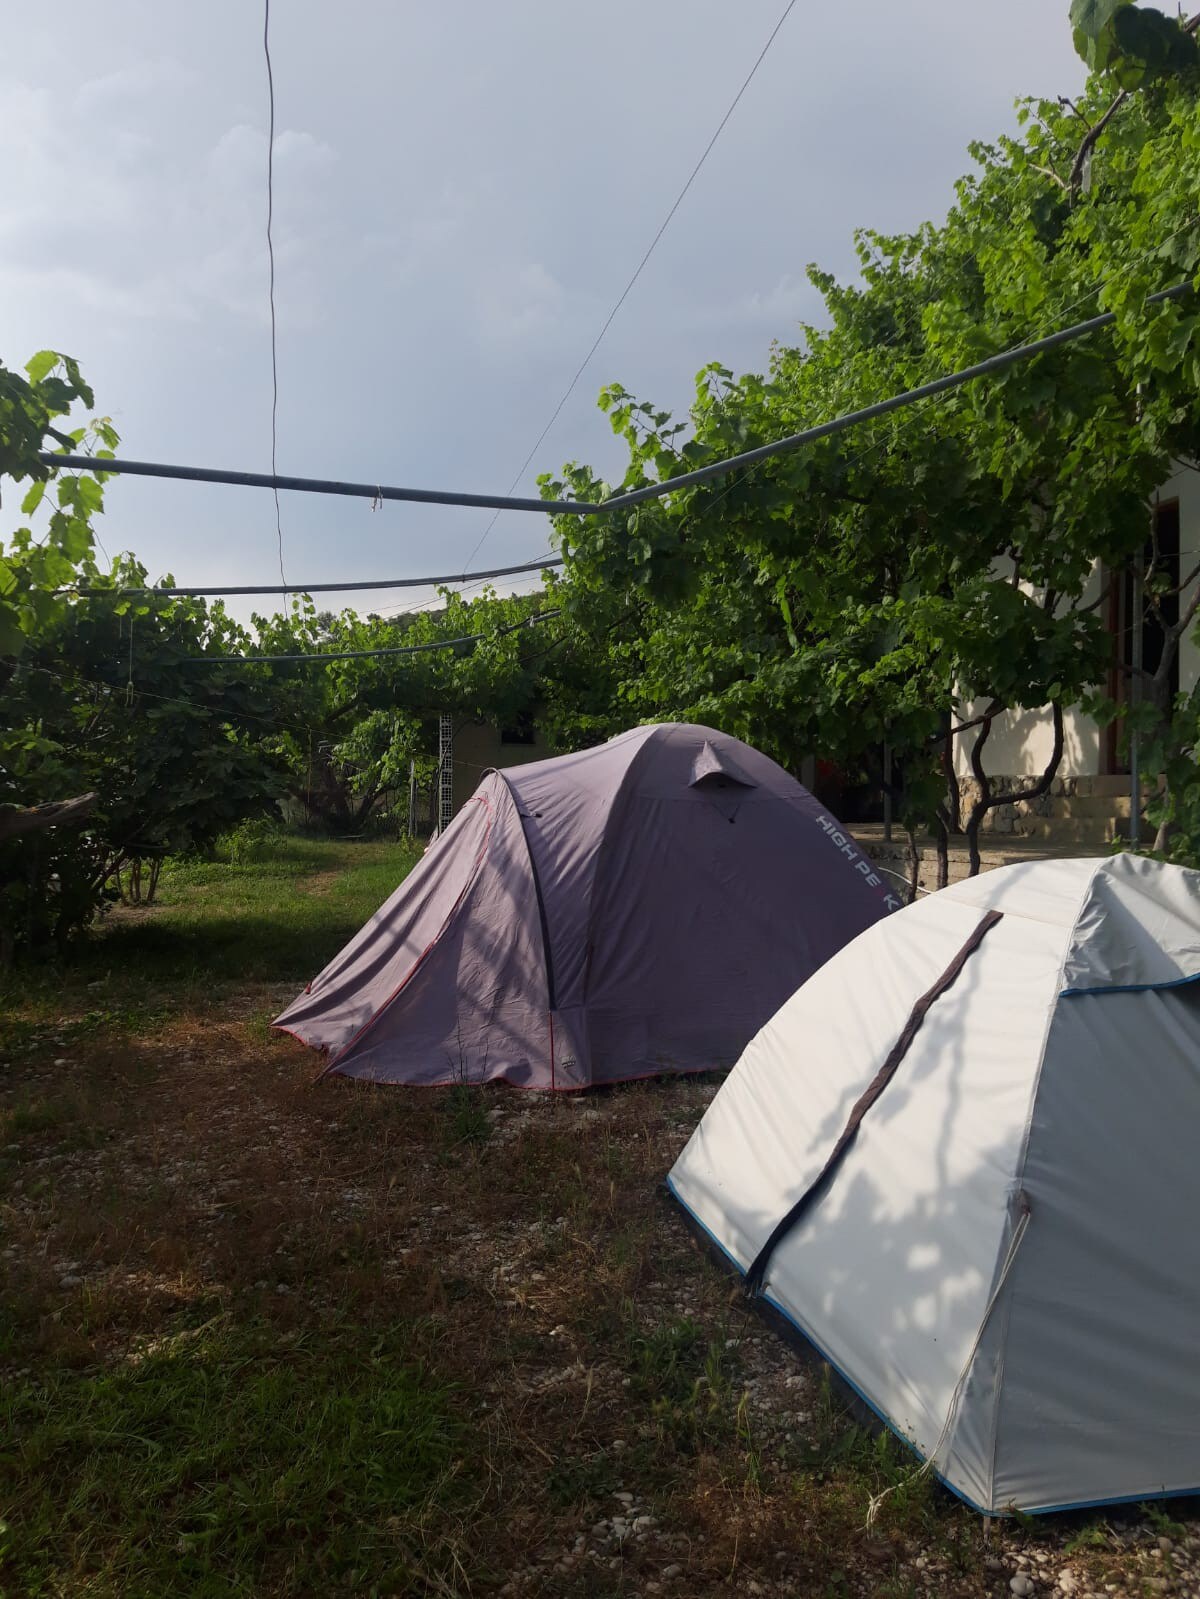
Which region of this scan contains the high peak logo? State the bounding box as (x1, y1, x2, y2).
(815, 815, 904, 913)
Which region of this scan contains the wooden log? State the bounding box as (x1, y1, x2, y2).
(0, 791, 98, 842)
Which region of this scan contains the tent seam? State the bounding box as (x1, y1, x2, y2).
(978, 857, 1101, 1508)
(317, 793, 496, 1077)
(493, 770, 559, 1006)
(578, 724, 670, 1007)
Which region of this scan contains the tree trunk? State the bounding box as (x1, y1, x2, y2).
(965, 703, 1065, 876)
(0, 791, 97, 841)
(905, 826, 920, 904)
(939, 716, 961, 834)
(933, 813, 950, 891)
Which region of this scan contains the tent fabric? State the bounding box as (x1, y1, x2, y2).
(275, 722, 898, 1090)
(667, 853, 1200, 1513)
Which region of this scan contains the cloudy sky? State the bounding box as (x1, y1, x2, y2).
(3, 3, 1097, 622)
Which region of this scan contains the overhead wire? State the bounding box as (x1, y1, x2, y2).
(263, 0, 287, 589)
(459, 0, 800, 573)
(24, 662, 314, 738)
(177, 606, 562, 665)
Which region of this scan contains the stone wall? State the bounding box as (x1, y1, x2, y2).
(956, 773, 1135, 839)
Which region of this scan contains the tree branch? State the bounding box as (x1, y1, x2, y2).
(1070, 91, 1129, 192)
(0, 792, 97, 842)
(965, 702, 1065, 876)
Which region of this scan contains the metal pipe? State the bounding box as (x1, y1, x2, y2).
(1130, 551, 1143, 848)
(602, 282, 1192, 510)
(882, 742, 893, 843)
(69, 554, 564, 598)
(37, 454, 600, 516)
(36, 280, 1191, 524)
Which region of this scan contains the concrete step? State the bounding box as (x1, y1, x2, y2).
(858, 828, 1108, 890)
(1040, 795, 1133, 820)
(1015, 818, 1124, 845)
(1079, 775, 1138, 798)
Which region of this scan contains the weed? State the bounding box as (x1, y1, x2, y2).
(1142, 1501, 1188, 1539)
(1, 1098, 72, 1140)
(215, 817, 287, 866)
(444, 1084, 491, 1147)
(1064, 1521, 1114, 1554)
(623, 1309, 739, 1454)
(545, 1450, 621, 1509)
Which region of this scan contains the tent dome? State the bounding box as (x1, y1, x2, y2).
(275, 722, 896, 1090)
(668, 852, 1200, 1513)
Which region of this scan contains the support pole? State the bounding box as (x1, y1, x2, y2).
(882, 742, 893, 844)
(438, 716, 454, 836)
(1130, 551, 1143, 849)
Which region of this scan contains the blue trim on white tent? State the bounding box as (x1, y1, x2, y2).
(664, 1175, 989, 1515)
(665, 1175, 1200, 1518)
(1061, 971, 1200, 998)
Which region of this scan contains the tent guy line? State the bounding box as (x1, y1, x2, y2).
(36, 278, 1191, 526)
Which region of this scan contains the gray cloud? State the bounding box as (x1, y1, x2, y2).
(2, 2, 1103, 620)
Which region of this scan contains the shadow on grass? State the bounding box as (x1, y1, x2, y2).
(74, 913, 375, 987)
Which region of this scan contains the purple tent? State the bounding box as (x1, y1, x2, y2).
(275, 723, 898, 1090)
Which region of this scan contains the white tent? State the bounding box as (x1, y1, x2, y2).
(668, 854, 1200, 1514)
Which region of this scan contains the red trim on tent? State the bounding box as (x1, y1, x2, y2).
(313, 794, 496, 1078)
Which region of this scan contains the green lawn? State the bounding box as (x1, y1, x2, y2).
(0, 836, 418, 1027)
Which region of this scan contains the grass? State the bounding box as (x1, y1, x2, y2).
(1, 831, 1196, 1596)
(0, 837, 418, 1042)
(1, 1320, 466, 1597)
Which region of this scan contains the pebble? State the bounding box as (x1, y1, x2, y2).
(613, 1491, 634, 1505)
(1159, 1538, 1175, 1555)
(1058, 1575, 1078, 1595)
(1011, 1577, 1035, 1598)
(662, 1565, 682, 1580)
(58, 1274, 82, 1289)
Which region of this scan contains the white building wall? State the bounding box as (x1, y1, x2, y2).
(954, 467, 1200, 781)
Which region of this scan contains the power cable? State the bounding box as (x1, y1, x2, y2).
(459, 0, 800, 572)
(178, 607, 562, 666)
(25, 663, 314, 738)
